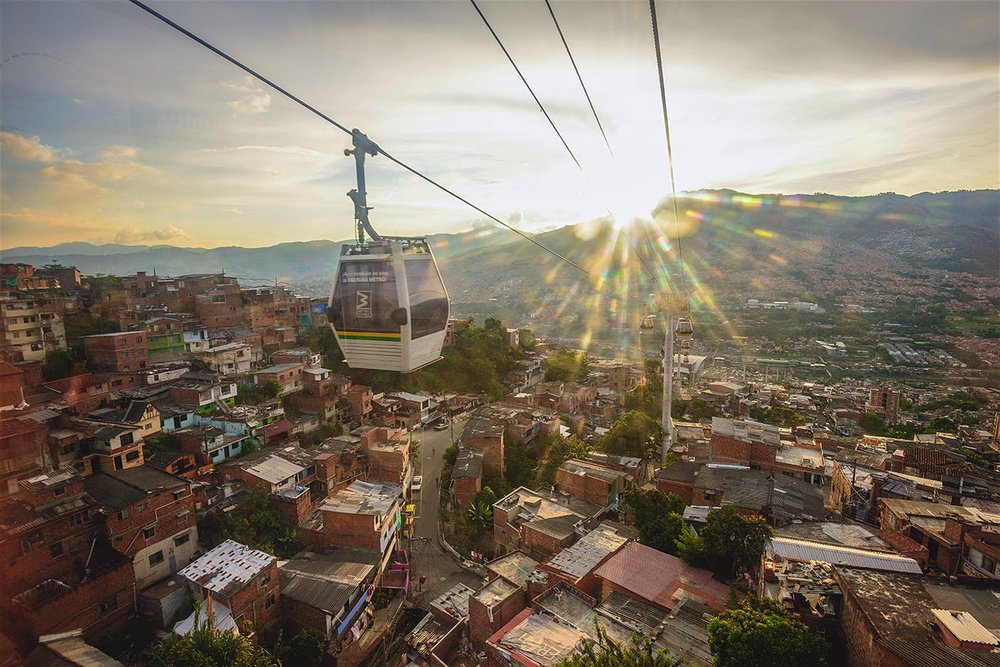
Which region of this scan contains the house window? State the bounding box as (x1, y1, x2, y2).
(21, 540, 31, 554)
(69, 510, 90, 526)
(703, 490, 716, 501)
(99, 596, 116, 615)
(148, 551, 164, 566)
(52, 486, 65, 497)
(174, 533, 190, 547)
(49, 541, 64, 557)
(125, 450, 140, 462)
(136, 503, 147, 512)
(265, 593, 275, 609)
(983, 555, 997, 575)
(143, 525, 156, 540)
(117, 508, 129, 520)
(259, 573, 271, 589)
(120, 433, 134, 446)
(173, 416, 183, 428)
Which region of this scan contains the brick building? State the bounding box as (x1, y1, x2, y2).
(253, 363, 303, 395)
(492, 487, 603, 560)
(653, 461, 828, 526)
(0, 469, 134, 646)
(468, 576, 526, 654)
(279, 549, 379, 647)
(0, 414, 47, 497)
(593, 542, 729, 613)
(555, 459, 627, 508)
(176, 540, 280, 633)
(194, 284, 246, 329)
(866, 386, 901, 424)
(537, 521, 633, 598)
(462, 416, 505, 479)
(878, 498, 1000, 575)
(452, 450, 484, 508)
(84, 466, 199, 588)
(834, 566, 1000, 667)
(305, 480, 401, 565)
(83, 331, 149, 372)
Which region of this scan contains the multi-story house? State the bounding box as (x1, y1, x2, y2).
(0, 469, 134, 645)
(167, 372, 237, 408)
(175, 540, 280, 633)
(195, 342, 253, 375)
(0, 296, 50, 362)
(84, 466, 199, 588)
(83, 331, 149, 372)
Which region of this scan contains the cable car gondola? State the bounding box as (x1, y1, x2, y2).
(328, 130, 450, 373)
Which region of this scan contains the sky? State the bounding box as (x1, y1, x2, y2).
(1, 0, 997, 249)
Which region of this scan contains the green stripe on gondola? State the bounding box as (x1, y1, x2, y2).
(339, 331, 402, 341)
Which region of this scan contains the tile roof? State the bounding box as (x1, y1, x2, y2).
(593, 543, 730, 612)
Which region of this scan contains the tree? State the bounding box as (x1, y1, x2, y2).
(697, 505, 772, 580)
(197, 489, 299, 558)
(443, 445, 459, 466)
(544, 348, 588, 382)
(858, 413, 886, 436)
(271, 628, 328, 667)
(623, 488, 687, 554)
(556, 624, 680, 667)
(708, 597, 828, 667)
(536, 433, 589, 485)
(504, 440, 536, 488)
(41, 349, 74, 381)
(146, 602, 277, 666)
(597, 411, 661, 459)
(466, 499, 493, 531)
(675, 523, 705, 565)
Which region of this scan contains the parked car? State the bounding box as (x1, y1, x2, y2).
(411, 476, 423, 493)
(433, 419, 450, 431)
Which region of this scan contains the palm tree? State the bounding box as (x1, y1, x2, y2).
(466, 500, 493, 531)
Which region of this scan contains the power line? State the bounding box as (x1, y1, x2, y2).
(469, 0, 581, 169)
(648, 0, 688, 312)
(126, 0, 591, 278)
(543, 0, 612, 158)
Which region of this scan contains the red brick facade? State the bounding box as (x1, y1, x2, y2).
(83, 332, 149, 372)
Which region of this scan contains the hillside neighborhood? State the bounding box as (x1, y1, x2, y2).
(0, 262, 998, 666)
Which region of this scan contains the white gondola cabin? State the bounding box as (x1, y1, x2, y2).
(328, 238, 449, 373)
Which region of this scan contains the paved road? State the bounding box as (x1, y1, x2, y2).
(407, 414, 483, 602)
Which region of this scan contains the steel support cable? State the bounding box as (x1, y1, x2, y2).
(127, 0, 592, 278)
(648, 0, 689, 313)
(469, 0, 581, 169)
(542, 0, 613, 158)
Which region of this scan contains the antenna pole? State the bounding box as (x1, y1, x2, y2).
(345, 129, 381, 244)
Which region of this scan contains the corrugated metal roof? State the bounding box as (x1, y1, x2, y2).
(178, 540, 274, 595)
(245, 455, 304, 485)
(546, 522, 631, 580)
(931, 609, 999, 646)
(770, 537, 922, 574)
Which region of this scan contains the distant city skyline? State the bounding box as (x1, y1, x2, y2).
(1, 0, 997, 249)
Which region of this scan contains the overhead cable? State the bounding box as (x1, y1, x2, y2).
(543, 0, 613, 157)
(127, 0, 592, 277)
(469, 0, 581, 169)
(648, 0, 688, 311)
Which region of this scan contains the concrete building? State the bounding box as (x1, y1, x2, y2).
(0, 296, 51, 362)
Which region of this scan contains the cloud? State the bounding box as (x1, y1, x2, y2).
(100, 145, 139, 160)
(113, 224, 190, 244)
(222, 75, 272, 115)
(0, 131, 62, 163)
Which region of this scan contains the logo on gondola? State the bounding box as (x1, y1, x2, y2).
(357, 291, 372, 319)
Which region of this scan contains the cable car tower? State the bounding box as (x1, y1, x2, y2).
(328, 130, 450, 372)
